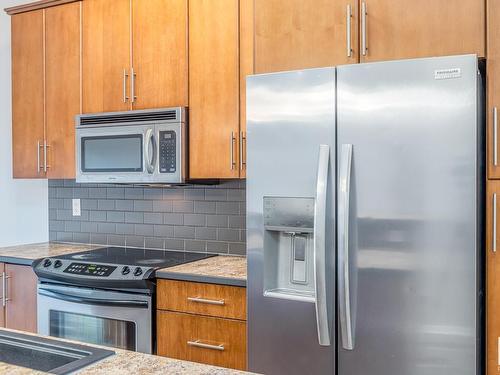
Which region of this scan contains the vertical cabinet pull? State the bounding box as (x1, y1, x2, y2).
(131, 67, 137, 103)
(43, 140, 49, 172)
(230, 132, 236, 170)
(346, 4, 352, 57)
(37, 141, 42, 173)
(361, 2, 368, 56)
(239, 131, 246, 171)
(494, 193, 497, 253)
(2, 273, 10, 308)
(494, 107, 498, 166)
(123, 69, 129, 103)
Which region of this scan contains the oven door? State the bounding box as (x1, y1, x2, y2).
(37, 283, 152, 353)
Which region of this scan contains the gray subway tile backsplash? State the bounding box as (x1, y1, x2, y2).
(48, 179, 247, 255)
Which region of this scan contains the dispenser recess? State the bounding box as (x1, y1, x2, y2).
(263, 196, 315, 302)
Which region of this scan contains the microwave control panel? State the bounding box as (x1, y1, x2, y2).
(159, 131, 176, 173)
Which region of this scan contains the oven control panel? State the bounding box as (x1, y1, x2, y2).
(36, 258, 151, 281)
(63, 263, 116, 277)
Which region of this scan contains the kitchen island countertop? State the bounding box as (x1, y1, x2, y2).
(0, 328, 253, 375)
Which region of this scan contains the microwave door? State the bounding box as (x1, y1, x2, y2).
(76, 125, 150, 183)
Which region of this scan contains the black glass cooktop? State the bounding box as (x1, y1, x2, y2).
(56, 247, 216, 269)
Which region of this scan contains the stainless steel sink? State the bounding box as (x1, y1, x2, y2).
(0, 330, 114, 374)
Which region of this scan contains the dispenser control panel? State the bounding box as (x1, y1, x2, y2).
(263, 197, 314, 232)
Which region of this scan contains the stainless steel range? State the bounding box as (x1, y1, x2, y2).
(33, 247, 215, 354)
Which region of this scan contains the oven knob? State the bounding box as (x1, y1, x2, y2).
(133, 267, 143, 277)
(122, 266, 130, 275)
(43, 259, 52, 268)
(54, 260, 63, 268)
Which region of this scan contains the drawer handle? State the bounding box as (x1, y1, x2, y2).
(187, 340, 225, 351)
(187, 296, 225, 306)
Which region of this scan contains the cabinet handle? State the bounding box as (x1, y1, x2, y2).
(230, 132, 236, 170)
(494, 107, 498, 166)
(2, 273, 10, 308)
(131, 67, 137, 103)
(123, 69, 129, 103)
(346, 4, 352, 58)
(361, 2, 368, 56)
(494, 193, 497, 253)
(239, 131, 246, 170)
(187, 296, 225, 306)
(43, 140, 50, 172)
(37, 141, 41, 173)
(187, 339, 225, 351)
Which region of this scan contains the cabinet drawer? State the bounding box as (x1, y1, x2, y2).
(157, 311, 246, 370)
(157, 279, 246, 320)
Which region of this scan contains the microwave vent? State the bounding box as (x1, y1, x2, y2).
(78, 108, 181, 126)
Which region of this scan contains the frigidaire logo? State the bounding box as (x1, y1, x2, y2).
(434, 68, 461, 80)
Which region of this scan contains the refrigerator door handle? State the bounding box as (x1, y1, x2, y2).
(314, 144, 331, 346)
(338, 143, 354, 350)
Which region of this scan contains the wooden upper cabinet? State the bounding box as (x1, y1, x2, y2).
(5, 264, 38, 333)
(45, 2, 80, 179)
(359, 0, 485, 63)
(255, 0, 358, 74)
(488, 0, 500, 179)
(82, 0, 130, 113)
(189, 0, 240, 179)
(132, 0, 188, 110)
(11, 10, 45, 178)
(238, 0, 254, 178)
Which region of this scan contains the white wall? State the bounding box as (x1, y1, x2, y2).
(0, 0, 48, 246)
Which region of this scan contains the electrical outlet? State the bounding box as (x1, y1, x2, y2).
(72, 199, 81, 216)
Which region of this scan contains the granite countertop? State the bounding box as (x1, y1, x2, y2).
(0, 242, 100, 266)
(0, 328, 253, 375)
(156, 255, 247, 287)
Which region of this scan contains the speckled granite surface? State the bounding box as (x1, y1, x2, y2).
(156, 255, 247, 287)
(0, 242, 100, 265)
(0, 328, 253, 375)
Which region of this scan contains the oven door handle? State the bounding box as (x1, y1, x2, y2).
(38, 289, 149, 309)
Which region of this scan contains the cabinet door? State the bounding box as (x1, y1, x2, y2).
(45, 2, 81, 179)
(132, 0, 188, 110)
(5, 264, 38, 333)
(11, 10, 45, 178)
(0, 263, 4, 328)
(489, 181, 500, 375)
(189, 0, 240, 178)
(157, 311, 247, 370)
(82, 0, 131, 113)
(489, 0, 500, 179)
(359, 0, 485, 63)
(238, 0, 253, 178)
(254, 0, 358, 74)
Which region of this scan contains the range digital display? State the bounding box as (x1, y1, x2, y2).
(63, 263, 116, 277)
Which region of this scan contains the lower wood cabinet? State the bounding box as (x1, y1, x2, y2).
(1, 263, 38, 333)
(156, 279, 247, 370)
(488, 181, 500, 374)
(157, 311, 246, 370)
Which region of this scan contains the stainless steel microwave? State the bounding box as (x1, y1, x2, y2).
(76, 107, 186, 184)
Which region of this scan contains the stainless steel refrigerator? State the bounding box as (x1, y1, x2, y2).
(246, 54, 484, 375)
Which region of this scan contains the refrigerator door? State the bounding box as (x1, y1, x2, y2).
(336, 55, 482, 375)
(247, 68, 336, 375)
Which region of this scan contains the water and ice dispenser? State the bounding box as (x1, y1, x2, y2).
(263, 196, 316, 302)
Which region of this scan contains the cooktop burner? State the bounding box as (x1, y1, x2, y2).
(58, 247, 215, 268)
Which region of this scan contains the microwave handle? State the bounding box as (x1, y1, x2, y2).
(144, 128, 156, 174)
